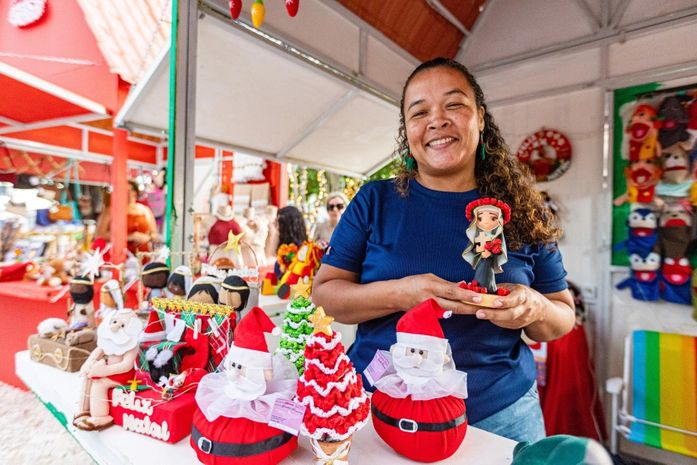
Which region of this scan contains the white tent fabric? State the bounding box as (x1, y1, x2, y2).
(115, 14, 400, 177)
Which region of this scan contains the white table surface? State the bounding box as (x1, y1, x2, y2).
(16, 351, 515, 465)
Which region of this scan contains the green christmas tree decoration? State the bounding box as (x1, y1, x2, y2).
(277, 294, 315, 374)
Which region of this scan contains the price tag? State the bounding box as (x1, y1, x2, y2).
(268, 398, 306, 436)
(364, 350, 392, 386)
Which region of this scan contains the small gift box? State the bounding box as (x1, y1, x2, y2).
(27, 333, 96, 372)
(109, 372, 197, 443)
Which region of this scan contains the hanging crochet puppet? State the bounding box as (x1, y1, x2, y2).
(626, 104, 661, 162)
(616, 251, 661, 301)
(461, 198, 511, 305)
(614, 207, 658, 256)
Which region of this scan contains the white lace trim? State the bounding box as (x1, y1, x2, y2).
(299, 371, 356, 397)
(286, 303, 315, 315)
(279, 334, 307, 344)
(284, 319, 313, 331)
(307, 332, 342, 351)
(278, 348, 303, 363)
(305, 353, 350, 375)
(298, 391, 368, 418)
(302, 416, 368, 441)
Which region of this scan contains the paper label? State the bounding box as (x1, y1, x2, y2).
(364, 350, 392, 386)
(268, 398, 306, 436)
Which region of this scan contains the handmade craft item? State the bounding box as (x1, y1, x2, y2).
(614, 207, 658, 256)
(461, 198, 512, 305)
(277, 282, 315, 374)
(616, 252, 661, 301)
(659, 257, 692, 305)
(166, 265, 193, 299)
(219, 275, 251, 322)
(276, 241, 324, 299)
(371, 299, 468, 462)
(191, 307, 298, 465)
(296, 307, 370, 465)
(515, 128, 572, 182)
(657, 95, 690, 149)
(657, 142, 693, 199)
(613, 159, 662, 206)
(65, 275, 97, 345)
(74, 308, 144, 431)
(626, 104, 660, 162)
(188, 276, 221, 304)
(657, 199, 693, 259)
(142, 261, 170, 301)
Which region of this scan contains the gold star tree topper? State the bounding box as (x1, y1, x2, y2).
(309, 306, 334, 336)
(224, 231, 245, 254)
(290, 281, 312, 299)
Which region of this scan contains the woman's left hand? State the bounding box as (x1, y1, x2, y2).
(474, 283, 546, 330)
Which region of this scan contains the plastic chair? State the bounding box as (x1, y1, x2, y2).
(606, 330, 697, 459)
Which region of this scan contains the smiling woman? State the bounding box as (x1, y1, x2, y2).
(311, 57, 576, 443)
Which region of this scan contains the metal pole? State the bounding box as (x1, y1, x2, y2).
(166, 0, 197, 266)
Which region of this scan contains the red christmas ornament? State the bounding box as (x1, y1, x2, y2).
(285, 0, 300, 17)
(229, 0, 242, 20)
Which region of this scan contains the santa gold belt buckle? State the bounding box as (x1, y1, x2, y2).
(198, 436, 213, 454)
(398, 418, 418, 433)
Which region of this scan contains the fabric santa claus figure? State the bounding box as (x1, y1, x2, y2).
(191, 307, 298, 465)
(372, 299, 468, 463)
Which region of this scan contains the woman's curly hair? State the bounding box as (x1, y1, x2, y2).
(278, 206, 308, 247)
(394, 57, 561, 250)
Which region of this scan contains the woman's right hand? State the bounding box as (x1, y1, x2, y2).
(396, 273, 482, 315)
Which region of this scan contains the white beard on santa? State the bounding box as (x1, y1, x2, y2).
(371, 298, 469, 463)
(191, 307, 298, 465)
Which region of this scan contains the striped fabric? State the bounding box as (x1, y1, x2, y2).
(629, 330, 697, 458)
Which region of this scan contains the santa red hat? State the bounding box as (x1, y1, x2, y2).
(227, 307, 280, 369)
(396, 299, 452, 354)
(140, 310, 166, 343)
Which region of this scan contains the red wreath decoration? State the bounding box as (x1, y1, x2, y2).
(465, 198, 511, 224)
(515, 128, 572, 182)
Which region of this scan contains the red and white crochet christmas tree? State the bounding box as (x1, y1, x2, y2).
(296, 307, 369, 441)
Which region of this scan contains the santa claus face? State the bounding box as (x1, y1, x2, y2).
(391, 343, 447, 382)
(97, 310, 143, 355)
(223, 359, 270, 400)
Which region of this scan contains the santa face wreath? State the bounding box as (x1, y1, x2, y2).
(461, 198, 511, 306)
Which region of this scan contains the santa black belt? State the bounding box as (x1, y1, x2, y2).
(192, 426, 293, 457)
(371, 404, 466, 433)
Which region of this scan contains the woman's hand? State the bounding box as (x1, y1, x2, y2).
(473, 283, 546, 329)
(396, 273, 483, 315)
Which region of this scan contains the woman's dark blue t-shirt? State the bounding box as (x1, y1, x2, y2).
(322, 178, 568, 423)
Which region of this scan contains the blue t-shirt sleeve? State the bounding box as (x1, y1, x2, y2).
(321, 185, 372, 273)
(531, 243, 568, 294)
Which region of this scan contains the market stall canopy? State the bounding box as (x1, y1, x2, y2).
(0, 62, 105, 127)
(115, 12, 400, 177)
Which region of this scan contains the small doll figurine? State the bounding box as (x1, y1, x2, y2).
(187, 276, 221, 303)
(462, 198, 511, 300)
(68, 275, 95, 331)
(166, 265, 192, 299)
(219, 275, 250, 321)
(141, 261, 170, 301)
